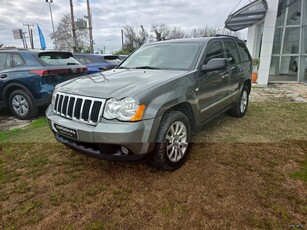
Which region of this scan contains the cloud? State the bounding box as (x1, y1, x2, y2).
(0, 0, 247, 52)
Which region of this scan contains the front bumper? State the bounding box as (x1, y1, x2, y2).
(46, 105, 156, 160)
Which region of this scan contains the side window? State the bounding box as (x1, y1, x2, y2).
(204, 41, 225, 64)
(224, 41, 241, 64)
(0, 53, 12, 70)
(0, 53, 7, 70)
(237, 42, 250, 62)
(84, 56, 93, 64)
(75, 56, 85, 64)
(12, 53, 25, 67)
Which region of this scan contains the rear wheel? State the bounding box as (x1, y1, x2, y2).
(229, 85, 249, 118)
(8, 90, 38, 120)
(151, 111, 192, 171)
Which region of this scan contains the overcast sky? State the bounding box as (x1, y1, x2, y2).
(0, 0, 248, 53)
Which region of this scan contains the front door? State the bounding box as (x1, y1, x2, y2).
(198, 41, 230, 123)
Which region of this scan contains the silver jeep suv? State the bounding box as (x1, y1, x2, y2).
(46, 36, 252, 171)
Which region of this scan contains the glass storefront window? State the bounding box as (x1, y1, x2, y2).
(270, 56, 298, 81)
(276, 0, 287, 26)
(286, 0, 301, 25)
(304, 0, 307, 24)
(282, 27, 300, 54)
(304, 57, 307, 83)
(304, 26, 307, 53)
(272, 28, 283, 54)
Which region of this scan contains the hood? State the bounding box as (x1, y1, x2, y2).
(57, 69, 188, 99)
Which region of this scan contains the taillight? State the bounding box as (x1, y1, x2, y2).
(29, 70, 49, 76)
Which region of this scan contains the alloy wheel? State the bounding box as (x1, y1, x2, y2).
(12, 94, 29, 116)
(165, 121, 188, 162)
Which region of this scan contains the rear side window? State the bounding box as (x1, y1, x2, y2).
(38, 52, 80, 66)
(204, 41, 225, 64)
(224, 41, 241, 64)
(12, 53, 25, 67)
(237, 42, 250, 62)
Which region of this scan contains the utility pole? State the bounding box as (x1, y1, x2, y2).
(69, 0, 77, 52)
(46, 0, 57, 49)
(23, 24, 34, 49)
(121, 29, 124, 49)
(86, 0, 94, 53)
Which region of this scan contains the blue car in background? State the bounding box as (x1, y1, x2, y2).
(0, 48, 87, 119)
(73, 53, 116, 74)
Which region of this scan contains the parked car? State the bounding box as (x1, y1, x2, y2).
(0, 48, 87, 119)
(46, 36, 252, 171)
(99, 54, 127, 66)
(73, 53, 116, 74)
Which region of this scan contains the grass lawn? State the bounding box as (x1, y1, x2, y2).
(1, 102, 307, 229)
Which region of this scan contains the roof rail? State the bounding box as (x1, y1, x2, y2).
(0, 47, 27, 50)
(215, 34, 239, 39)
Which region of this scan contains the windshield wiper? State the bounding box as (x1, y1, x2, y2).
(134, 66, 159, 70)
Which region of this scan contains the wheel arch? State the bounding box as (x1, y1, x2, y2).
(3, 83, 34, 106)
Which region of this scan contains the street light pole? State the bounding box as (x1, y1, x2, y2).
(69, 0, 77, 52)
(46, 0, 57, 49)
(86, 0, 94, 53)
(23, 24, 34, 49)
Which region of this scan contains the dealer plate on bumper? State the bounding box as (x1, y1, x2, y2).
(52, 122, 79, 140)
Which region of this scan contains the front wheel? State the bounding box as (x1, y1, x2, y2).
(229, 85, 249, 118)
(151, 111, 192, 171)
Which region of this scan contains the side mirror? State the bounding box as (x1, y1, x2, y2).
(201, 58, 227, 72)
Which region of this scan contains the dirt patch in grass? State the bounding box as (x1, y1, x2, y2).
(1, 102, 307, 229)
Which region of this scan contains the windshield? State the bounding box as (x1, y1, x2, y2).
(120, 42, 202, 70)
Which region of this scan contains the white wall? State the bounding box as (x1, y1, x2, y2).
(247, 0, 279, 85)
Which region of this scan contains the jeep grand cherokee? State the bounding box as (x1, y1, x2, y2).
(46, 36, 252, 171)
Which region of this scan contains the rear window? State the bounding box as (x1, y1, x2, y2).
(38, 52, 80, 66)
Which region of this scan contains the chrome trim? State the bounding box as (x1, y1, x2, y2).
(53, 92, 105, 126)
(200, 90, 240, 113)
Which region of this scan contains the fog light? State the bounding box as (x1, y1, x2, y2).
(121, 146, 129, 155)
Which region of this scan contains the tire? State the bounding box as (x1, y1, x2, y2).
(8, 90, 38, 120)
(151, 111, 192, 171)
(229, 85, 249, 118)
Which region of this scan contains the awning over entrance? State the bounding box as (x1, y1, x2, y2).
(225, 0, 268, 31)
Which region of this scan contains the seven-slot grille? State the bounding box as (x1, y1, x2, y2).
(53, 92, 105, 125)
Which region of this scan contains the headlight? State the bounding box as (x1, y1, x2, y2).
(103, 97, 145, 121)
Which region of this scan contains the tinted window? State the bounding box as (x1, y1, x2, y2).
(0, 53, 8, 70)
(0, 53, 12, 70)
(204, 41, 225, 64)
(84, 56, 92, 64)
(13, 53, 25, 67)
(38, 52, 80, 66)
(225, 41, 241, 64)
(237, 42, 250, 62)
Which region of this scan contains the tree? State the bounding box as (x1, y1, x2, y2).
(50, 14, 90, 52)
(122, 24, 148, 50)
(190, 26, 240, 38)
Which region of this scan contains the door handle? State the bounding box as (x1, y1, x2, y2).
(0, 74, 7, 79)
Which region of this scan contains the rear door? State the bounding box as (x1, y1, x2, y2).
(224, 40, 243, 95)
(0, 53, 12, 101)
(198, 40, 230, 122)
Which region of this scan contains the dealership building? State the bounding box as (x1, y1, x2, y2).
(226, 0, 307, 85)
